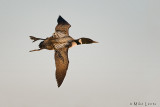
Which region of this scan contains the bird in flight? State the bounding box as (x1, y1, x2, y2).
(29, 16, 98, 87)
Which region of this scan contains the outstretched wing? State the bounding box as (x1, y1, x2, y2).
(54, 16, 71, 38)
(54, 48, 69, 87)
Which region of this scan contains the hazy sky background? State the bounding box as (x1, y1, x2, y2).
(0, 0, 160, 107)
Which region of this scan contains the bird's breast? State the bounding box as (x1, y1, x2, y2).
(39, 36, 74, 50)
(54, 43, 69, 49)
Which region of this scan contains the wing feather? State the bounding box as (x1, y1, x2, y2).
(54, 16, 71, 38)
(54, 48, 69, 87)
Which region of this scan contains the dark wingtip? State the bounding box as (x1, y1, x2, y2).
(57, 83, 62, 88)
(57, 15, 70, 25)
(56, 78, 63, 88)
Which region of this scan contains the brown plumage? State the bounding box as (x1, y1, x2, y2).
(55, 16, 71, 36)
(29, 15, 98, 87)
(55, 48, 69, 87)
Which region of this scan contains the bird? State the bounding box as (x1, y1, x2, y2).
(29, 15, 98, 87)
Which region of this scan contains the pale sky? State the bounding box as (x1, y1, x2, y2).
(0, 0, 160, 107)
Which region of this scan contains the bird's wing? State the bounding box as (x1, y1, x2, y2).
(54, 48, 69, 87)
(53, 16, 71, 38)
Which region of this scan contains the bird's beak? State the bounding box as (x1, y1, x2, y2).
(93, 41, 98, 43)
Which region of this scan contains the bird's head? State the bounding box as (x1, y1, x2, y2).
(79, 38, 98, 44)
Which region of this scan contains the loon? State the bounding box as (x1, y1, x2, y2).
(29, 16, 98, 87)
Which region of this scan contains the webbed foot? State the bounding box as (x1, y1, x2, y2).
(30, 36, 45, 42)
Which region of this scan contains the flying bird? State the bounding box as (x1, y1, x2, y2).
(30, 16, 98, 87)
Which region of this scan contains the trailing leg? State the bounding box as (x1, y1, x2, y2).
(29, 49, 43, 52)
